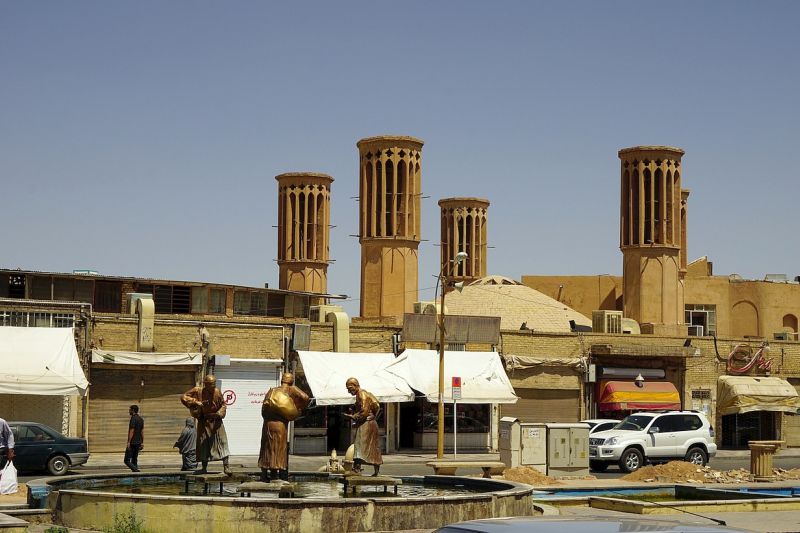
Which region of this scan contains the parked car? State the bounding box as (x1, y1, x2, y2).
(580, 418, 620, 434)
(8, 421, 90, 476)
(588, 410, 716, 473)
(434, 517, 747, 532)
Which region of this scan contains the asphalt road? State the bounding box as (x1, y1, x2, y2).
(17, 454, 800, 483)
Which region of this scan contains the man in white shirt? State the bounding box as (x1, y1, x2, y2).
(0, 417, 15, 470)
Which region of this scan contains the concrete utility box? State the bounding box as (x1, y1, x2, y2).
(499, 417, 547, 473)
(545, 423, 590, 477)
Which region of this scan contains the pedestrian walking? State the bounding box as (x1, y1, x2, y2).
(174, 417, 197, 471)
(124, 405, 144, 472)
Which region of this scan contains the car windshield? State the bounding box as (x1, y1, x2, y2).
(614, 415, 654, 431)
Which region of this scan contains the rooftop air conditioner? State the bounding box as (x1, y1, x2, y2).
(309, 305, 344, 323)
(774, 332, 791, 341)
(413, 301, 438, 315)
(592, 310, 623, 334)
(687, 325, 704, 337)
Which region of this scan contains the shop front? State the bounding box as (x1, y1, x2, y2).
(213, 358, 282, 455)
(385, 349, 517, 452)
(0, 327, 88, 435)
(717, 375, 800, 449)
(89, 350, 201, 452)
(296, 349, 517, 453)
(294, 351, 414, 454)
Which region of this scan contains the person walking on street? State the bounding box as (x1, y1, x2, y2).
(0, 417, 14, 470)
(124, 405, 144, 472)
(174, 417, 197, 471)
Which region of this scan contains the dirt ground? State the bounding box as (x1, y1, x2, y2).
(0, 482, 27, 503)
(502, 466, 564, 486)
(622, 461, 800, 483)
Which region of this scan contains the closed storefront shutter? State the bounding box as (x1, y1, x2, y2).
(214, 361, 282, 455)
(500, 388, 580, 423)
(88, 368, 197, 453)
(785, 379, 800, 447)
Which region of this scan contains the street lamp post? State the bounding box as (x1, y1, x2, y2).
(437, 251, 467, 459)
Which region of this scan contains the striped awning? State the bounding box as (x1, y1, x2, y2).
(598, 380, 680, 411)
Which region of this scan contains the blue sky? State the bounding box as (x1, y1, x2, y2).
(2, 2, 799, 316)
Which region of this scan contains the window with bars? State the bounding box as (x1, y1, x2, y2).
(95, 281, 122, 312)
(0, 311, 74, 327)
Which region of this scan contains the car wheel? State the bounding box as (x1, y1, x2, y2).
(685, 446, 708, 466)
(618, 448, 644, 473)
(589, 461, 609, 472)
(47, 454, 70, 476)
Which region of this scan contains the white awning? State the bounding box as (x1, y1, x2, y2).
(91, 350, 203, 366)
(0, 326, 89, 396)
(296, 351, 415, 406)
(384, 349, 518, 404)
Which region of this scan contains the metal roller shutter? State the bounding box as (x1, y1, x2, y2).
(214, 360, 282, 455)
(88, 368, 197, 453)
(0, 394, 65, 433)
(500, 388, 580, 423)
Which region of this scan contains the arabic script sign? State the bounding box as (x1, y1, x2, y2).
(727, 342, 773, 374)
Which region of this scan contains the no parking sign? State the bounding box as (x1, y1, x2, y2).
(452, 376, 462, 400)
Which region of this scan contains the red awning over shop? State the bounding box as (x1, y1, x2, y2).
(598, 380, 680, 411)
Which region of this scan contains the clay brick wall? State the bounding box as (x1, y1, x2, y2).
(92, 316, 285, 359)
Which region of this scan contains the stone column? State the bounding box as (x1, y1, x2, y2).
(749, 440, 783, 482)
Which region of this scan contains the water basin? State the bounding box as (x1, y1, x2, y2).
(35, 471, 534, 533)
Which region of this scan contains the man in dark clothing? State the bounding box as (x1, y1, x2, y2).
(124, 405, 144, 472)
(174, 417, 197, 471)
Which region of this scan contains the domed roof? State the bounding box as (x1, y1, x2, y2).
(444, 275, 591, 333)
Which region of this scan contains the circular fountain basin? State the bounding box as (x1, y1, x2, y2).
(38, 471, 535, 533)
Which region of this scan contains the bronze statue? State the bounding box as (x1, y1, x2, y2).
(181, 374, 231, 475)
(258, 372, 310, 481)
(343, 377, 383, 476)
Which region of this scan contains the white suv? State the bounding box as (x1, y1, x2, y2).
(588, 411, 716, 473)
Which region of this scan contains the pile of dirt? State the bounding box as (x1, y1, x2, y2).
(502, 466, 563, 486)
(622, 461, 800, 484)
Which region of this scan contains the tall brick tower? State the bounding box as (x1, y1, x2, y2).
(618, 146, 686, 335)
(439, 197, 490, 286)
(276, 172, 333, 294)
(357, 136, 423, 319)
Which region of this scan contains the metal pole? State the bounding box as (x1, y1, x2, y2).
(437, 267, 446, 459)
(453, 399, 457, 458)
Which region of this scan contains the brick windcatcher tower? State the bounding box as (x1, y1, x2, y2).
(276, 172, 333, 294)
(439, 197, 489, 286)
(619, 146, 686, 336)
(357, 135, 423, 319)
